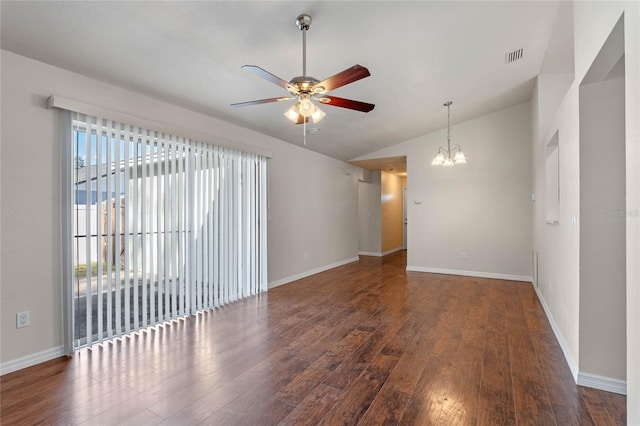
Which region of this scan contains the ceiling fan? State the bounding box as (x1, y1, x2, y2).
(231, 14, 375, 126)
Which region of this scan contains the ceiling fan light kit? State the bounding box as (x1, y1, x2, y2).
(432, 101, 467, 166)
(231, 14, 375, 142)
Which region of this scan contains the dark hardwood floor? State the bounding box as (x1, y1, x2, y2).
(0, 251, 626, 425)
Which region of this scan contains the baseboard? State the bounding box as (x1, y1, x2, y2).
(534, 286, 627, 395)
(268, 256, 359, 289)
(534, 286, 579, 382)
(577, 372, 627, 395)
(382, 247, 403, 256)
(358, 247, 403, 257)
(406, 266, 532, 283)
(0, 345, 66, 376)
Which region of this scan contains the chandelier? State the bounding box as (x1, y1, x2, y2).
(431, 101, 466, 166)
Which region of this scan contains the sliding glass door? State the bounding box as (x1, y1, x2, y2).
(69, 113, 267, 348)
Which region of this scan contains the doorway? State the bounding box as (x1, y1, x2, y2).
(351, 156, 407, 262)
(578, 15, 626, 387)
(403, 187, 407, 250)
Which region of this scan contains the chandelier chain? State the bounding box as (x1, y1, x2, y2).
(447, 102, 451, 152)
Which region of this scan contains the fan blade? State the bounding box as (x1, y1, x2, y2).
(317, 96, 375, 113)
(231, 97, 292, 107)
(241, 65, 296, 93)
(312, 65, 371, 93)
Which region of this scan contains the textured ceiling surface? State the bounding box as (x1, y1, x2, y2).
(1, 1, 559, 161)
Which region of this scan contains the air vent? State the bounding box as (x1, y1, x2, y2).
(505, 48, 524, 64)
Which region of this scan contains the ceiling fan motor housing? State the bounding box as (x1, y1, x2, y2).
(296, 14, 312, 31)
(288, 76, 323, 96)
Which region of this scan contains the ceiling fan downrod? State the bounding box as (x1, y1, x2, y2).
(296, 14, 312, 77)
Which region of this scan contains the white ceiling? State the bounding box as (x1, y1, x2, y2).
(1, 1, 560, 161)
(350, 157, 407, 177)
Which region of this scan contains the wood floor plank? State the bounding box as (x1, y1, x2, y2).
(321, 318, 403, 390)
(435, 307, 488, 424)
(0, 252, 626, 425)
(119, 408, 164, 426)
(478, 293, 517, 425)
(0, 356, 77, 393)
(202, 396, 294, 426)
(145, 373, 219, 419)
(379, 302, 431, 359)
(505, 283, 557, 425)
(398, 356, 455, 425)
(157, 384, 246, 424)
(318, 353, 399, 426)
(358, 386, 410, 425)
(579, 386, 626, 425)
(275, 329, 370, 406)
(383, 317, 439, 396)
(223, 350, 309, 408)
(278, 383, 344, 425)
(42, 384, 141, 425)
(289, 307, 371, 363)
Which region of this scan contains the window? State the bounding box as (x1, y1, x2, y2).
(70, 113, 267, 348)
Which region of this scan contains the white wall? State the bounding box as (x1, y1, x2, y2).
(353, 102, 533, 281)
(532, 81, 582, 379)
(0, 50, 361, 369)
(358, 171, 382, 255)
(267, 147, 360, 286)
(579, 76, 626, 381)
(532, 2, 639, 420)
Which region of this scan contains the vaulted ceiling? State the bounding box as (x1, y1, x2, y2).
(1, 1, 560, 161)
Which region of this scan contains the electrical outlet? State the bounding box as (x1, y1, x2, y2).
(460, 251, 468, 260)
(303, 253, 308, 262)
(16, 311, 30, 328)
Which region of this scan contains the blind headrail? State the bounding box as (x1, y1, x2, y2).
(48, 95, 273, 159)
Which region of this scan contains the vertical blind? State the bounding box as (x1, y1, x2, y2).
(71, 112, 267, 348)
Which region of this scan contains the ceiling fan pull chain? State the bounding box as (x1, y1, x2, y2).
(303, 120, 307, 145)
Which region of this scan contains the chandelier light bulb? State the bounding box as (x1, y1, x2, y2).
(311, 106, 326, 123)
(432, 152, 445, 166)
(453, 150, 467, 164)
(284, 103, 301, 122)
(298, 95, 316, 117)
